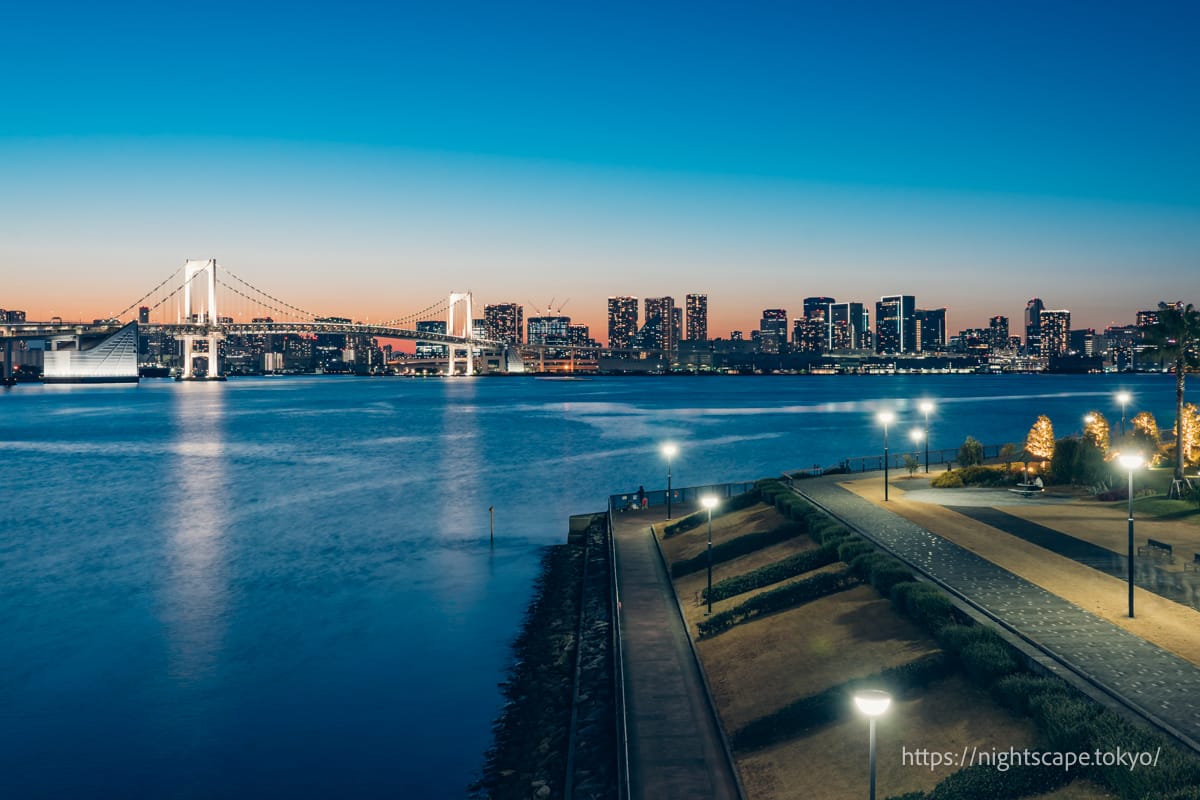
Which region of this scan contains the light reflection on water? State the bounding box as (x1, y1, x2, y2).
(0, 373, 1179, 798)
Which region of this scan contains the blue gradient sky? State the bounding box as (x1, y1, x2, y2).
(3, 0, 1197, 338)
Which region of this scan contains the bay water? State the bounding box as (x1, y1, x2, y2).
(0, 374, 1180, 797)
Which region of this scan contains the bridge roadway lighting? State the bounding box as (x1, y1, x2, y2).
(701, 496, 719, 614)
(1116, 391, 1132, 437)
(1119, 453, 1145, 618)
(917, 400, 935, 473)
(853, 689, 892, 800)
(876, 411, 895, 501)
(661, 443, 679, 519)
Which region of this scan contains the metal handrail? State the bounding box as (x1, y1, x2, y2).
(606, 500, 632, 800)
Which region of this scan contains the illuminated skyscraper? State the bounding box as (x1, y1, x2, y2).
(875, 295, 916, 354)
(829, 302, 868, 350)
(759, 309, 788, 354)
(1039, 309, 1071, 357)
(643, 297, 676, 352)
(607, 297, 639, 349)
(686, 293, 708, 341)
(484, 303, 523, 344)
(1025, 298, 1045, 355)
(527, 315, 571, 345)
(988, 315, 1009, 352)
(803, 297, 835, 321)
(914, 308, 946, 353)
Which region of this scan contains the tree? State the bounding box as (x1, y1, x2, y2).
(1170, 402, 1200, 468)
(1000, 442, 1019, 474)
(1082, 411, 1110, 452)
(1126, 411, 1162, 461)
(958, 436, 984, 467)
(903, 453, 920, 477)
(1026, 416, 1055, 464)
(1141, 301, 1200, 483)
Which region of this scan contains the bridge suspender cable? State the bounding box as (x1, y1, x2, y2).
(109, 267, 183, 321)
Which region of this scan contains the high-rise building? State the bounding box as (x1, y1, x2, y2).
(828, 302, 868, 350)
(1025, 298, 1045, 355)
(803, 297, 836, 321)
(415, 320, 448, 359)
(988, 316, 1010, 352)
(138, 306, 150, 325)
(484, 303, 523, 344)
(643, 297, 676, 352)
(568, 324, 594, 347)
(914, 308, 947, 353)
(685, 293, 708, 341)
(759, 309, 788, 354)
(607, 297, 639, 349)
(875, 295, 916, 354)
(1070, 328, 1098, 356)
(1039, 309, 1071, 357)
(792, 317, 826, 353)
(528, 315, 571, 345)
(672, 307, 682, 350)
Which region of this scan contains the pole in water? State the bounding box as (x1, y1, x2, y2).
(489, 506, 494, 544)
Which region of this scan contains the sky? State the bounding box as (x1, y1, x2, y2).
(2, 0, 1198, 342)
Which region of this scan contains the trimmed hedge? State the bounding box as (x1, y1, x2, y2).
(698, 568, 859, 637)
(661, 487, 763, 537)
(837, 538, 875, 564)
(931, 471, 965, 488)
(731, 652, 951, 751)
(958, 640, 1020, 687)
(670, 522, 802, 578)
(989, 673, 1071, 717)
(890, 581, 958, 633)
(921, 763, 1070, 800)
(702, 543, 839, 603)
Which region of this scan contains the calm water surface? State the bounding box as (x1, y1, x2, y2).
(0, 374, 1178, 798)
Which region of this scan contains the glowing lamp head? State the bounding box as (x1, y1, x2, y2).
(1117, 391, 1132, 405)
(1084, 414, 1096, 426)
(1118, 453, 1145, 471)
(661, 443, 678, 459)
(910, 429, 924, 443)
(877, 410, 895, 425)
(854, 689, 892, 718)
(918, 400, 935, 415)
(701, 496, 719, 510)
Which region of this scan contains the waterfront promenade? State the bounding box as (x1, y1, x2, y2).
(795, 475, 1200, 752)
(611, 504, 742, 800)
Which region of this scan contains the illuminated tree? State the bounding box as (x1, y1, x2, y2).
(1082, 411, 1110, 452)
(1141, 302, 1200, 481)
(1172, 403, 1200, 467)
(1125, 411, 1163, 465)
(1025, 415, 1056, 464)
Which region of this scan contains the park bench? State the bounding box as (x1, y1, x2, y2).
(1008, 483, 1044, 498)
(1137, 538, 1175, 563)
(1185, 553, 1200, 572)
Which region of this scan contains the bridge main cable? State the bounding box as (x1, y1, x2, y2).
(109, 267, 184, 321)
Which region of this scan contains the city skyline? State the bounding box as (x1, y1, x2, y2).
(3, 2, 1198, 341)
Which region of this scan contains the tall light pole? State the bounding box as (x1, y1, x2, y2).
(910, 429, 924, 474)
(918, 400, 934, 473)
(854, 689, 892, 800)
(662, 442, 678, 520)
(1119, 453, 1144, 618)
(877, 411, 895, 501)
(1116, 391, 1132, 437)
(701, 496, 718, 614)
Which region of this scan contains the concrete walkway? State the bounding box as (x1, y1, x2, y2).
(611, 505, 741, 800)
(796, 477, 1200, 752)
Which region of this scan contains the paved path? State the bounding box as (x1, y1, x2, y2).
(796, 477, 1200, 752)
(611, 506, 741, 800)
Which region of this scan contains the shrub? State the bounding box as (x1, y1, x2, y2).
(931, 471, 964, 488)
(958, 436, 985, 467)
(957, 465, 1009, 487)
(702, 543, 839, 603)
(934, 623, 1002, 654)
(670, 522, 802, 577)
(662, 510, 705, 537)
(1029, 693, 1098, 751)
(958, 640, 1020, 687)
(836, 538, 874, 564)
(923, 764, 1069, 800)
(698, 568, 858, 637)
(662, 488, 763, 537)
(869, 561, 915, 596)
(989, 673, 1071, 717)
(890, 581, 957, 633)
(1073, 439, 1108, 486)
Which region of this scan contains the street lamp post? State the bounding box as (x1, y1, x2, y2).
(918, 400, 934, 473)
(854, 689, 892, 800)
(701, 496, 718, 614)
(910, 429, 924, 474)
(662, 443, 678, 520)
(1116, 391, 1132, 437)
(1119, 453, 1144, 618)
(877, 411, 895, 501)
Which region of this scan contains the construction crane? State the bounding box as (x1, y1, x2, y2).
(527, 297, 570, 317)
